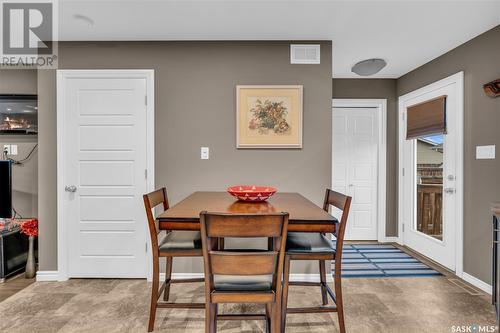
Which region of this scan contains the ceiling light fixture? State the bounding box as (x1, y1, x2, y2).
(351, 58, 387, 76)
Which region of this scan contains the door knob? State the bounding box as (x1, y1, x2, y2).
(65, 185, 77, 193)
(444, 187, 455, 194)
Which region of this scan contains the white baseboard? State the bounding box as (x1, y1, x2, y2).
(462, 272, 492, 295)
(379, 236, 399, 243)
(36, 271, 59, 282)
(162, 273, 333, 283)
(289, 273, 333, 283)
(379, 237, 400, 243)
(161, 273, 203, 280)
(35, 272, 333, 283)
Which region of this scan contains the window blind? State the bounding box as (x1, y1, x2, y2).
(406, 95, 447, 140)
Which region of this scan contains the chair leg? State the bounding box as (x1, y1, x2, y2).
(266, 303, 272, 333)
(272, 302, 281, 333)
(319, 260, 328, 305)
(334, 269, 346, 333)
(280, 256, 291, 333)
(163, 257, 173, 301)
(204, 303, 211, 333)
(212, 304, 218, 333)
(205, 303, 217, 333)
(148, 257, 159, 332)
(211, 304, 218, 333)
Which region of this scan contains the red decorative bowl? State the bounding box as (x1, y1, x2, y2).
(227, 185, 277, 202)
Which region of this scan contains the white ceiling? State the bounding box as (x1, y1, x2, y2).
(59, 0, 500, 78)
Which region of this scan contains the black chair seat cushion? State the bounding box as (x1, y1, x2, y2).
(286, 232, 336, 254)
(214, 275, 273, 292)
(159, 231, 201, 251)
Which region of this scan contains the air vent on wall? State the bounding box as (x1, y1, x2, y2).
(290, 44, 320, 64)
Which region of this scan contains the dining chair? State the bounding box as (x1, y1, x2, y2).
(281, 189, 352, 333)
(143, 188, 205, 332)
(199, 211, 289, 333)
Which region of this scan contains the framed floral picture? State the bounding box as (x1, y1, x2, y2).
(236, 85, 303, 148)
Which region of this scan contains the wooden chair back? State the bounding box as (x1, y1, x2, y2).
(143, 188, 169, 252)
(199, 212, 289, 304)
(322, 189, 352, 258)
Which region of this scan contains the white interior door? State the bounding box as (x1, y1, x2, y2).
(58, 70, 153, 278)
(332, 107, 378, 240)
(399, 73, 463, 271)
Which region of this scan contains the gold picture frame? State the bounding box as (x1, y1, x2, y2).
(236, 85, 303, 148)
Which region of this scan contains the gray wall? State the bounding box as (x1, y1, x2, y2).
(398, 25, 500, 284)
(0, 70, 38, 219)
(0, 70, 37, 93)
(332, 79, 398, 236)
(37, 70, 56, 271)
(32, 27, 500, 282)
(38, 41, 333, 274)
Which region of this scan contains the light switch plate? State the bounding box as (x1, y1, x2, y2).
(201, 147, 209, 160)
(10, 145, 17, 155)
(476, 145, 495, 159)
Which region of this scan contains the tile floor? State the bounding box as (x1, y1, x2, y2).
(0, 274, 34, 302)
(0, 244, 495, 333)
(0, 274, 495, 333)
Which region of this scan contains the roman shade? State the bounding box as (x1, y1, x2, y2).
(406, 95, 447, 140)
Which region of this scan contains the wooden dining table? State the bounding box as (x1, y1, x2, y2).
(158, 191, 338, 233)
(157, 191, 337, 332)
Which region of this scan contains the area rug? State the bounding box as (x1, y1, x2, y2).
(336, 244, 442, 278)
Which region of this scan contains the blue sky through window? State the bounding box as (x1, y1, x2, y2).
(421, 134, 444, 145)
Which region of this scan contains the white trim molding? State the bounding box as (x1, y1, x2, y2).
(36, 271, 59, 282)
(462, 272, 492, 295)
(380, 237, 400, 244)
(56, 70, 155, 281)
(36, 272, 334, 283)
(160, 273, 204, 280)
(160, 273, 333, 283)
(332, 99, 388, 242)
(398, 71, 464, 277)
(289, 273, 333, 283)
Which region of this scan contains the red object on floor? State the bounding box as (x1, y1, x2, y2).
(227, 185, 277, 202)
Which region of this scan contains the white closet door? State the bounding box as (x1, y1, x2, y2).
(333, 107, 378, 240)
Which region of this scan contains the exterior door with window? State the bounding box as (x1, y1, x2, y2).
(399, 73, 463, 271)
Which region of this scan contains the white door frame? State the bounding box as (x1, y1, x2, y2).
(56, 69, 155, 281)
(332, 99, 387, 242)
(398, 71, 464, 277)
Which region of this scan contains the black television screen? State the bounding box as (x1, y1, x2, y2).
(0, 161, 12, 218)
(0, 95, 37, 134)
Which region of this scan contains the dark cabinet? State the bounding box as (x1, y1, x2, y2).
(0, 221, 36, 282)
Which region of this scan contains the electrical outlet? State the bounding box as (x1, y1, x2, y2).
(3, 145, 11, 155)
